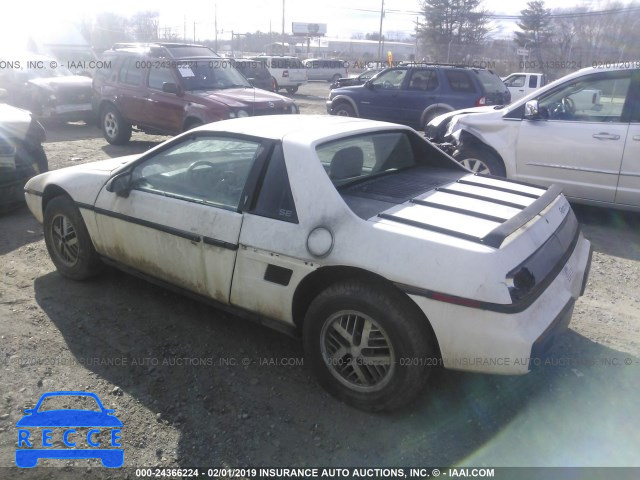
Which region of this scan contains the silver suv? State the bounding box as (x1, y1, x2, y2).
(303, 58, 347, 83)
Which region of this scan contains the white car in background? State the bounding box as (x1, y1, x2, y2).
(250, 56, 307, 94)
(24, 116, 591, 411)
(427, 63, 640, 211)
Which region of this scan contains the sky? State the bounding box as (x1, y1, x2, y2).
(0, 0, 617, 45)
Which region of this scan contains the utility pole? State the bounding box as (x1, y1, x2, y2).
(214, 3, 218, 52)
(377, 0, 384, 62)
(282, 0, 285, 54)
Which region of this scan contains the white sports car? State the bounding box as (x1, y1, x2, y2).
(24, 115, 592, 411)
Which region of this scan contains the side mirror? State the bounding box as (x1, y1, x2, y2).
(364, 80, 375, 89)
(162, 82, 180, 94)
(524, 99, 546, 120)
(107, 171, 132, 197)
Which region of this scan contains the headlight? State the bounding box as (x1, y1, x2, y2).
(236, 109, 249, 118)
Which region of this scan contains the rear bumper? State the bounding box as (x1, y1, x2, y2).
(409, 234, 592, 375)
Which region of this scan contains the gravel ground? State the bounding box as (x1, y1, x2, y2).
(1, 82, 639, 478)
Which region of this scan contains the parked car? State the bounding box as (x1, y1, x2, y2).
(330, 68, 385, 89)
(250, 55, 307, 93)
(0, 54, 93, 123)
(327, 63, 510, 129)
(232, 59, 274, 91)
(24, 115, 592, 411)
(93, 43, 299, 144)
(0, 98, 47, 211)
(426, 63, 640, 211)
(502, 72, 547, 102)
(303, 58, 348, 83)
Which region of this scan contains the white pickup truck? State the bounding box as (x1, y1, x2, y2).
(502, 73, 546, 102)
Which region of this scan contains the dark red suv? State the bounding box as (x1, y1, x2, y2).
(92, 43, 299, 144)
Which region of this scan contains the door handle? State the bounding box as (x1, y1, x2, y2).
(592, 132, 620, 140)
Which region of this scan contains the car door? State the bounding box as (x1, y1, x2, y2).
(93, 133, 268, 303)
(515, 70, 632, 203)
(114, 56, 147, 125)
(359, 68, 409, 122)
(504, 74, 527, 102)
(143, 66, 184, 134)
(393, 68, 440, 128)
(615, 71, 640, 207)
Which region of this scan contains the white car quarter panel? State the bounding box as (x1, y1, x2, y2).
(412, 234, 591, 375)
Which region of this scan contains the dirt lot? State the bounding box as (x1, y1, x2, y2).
(1, 82, 639, 477)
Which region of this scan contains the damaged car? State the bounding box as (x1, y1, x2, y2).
(24, 116, 591, 411)
(0, 99, 47, 211)
(426, 63, 640, 210)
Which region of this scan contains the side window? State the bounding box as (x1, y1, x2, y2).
(251, 144, 298, 223)
(538, 72, 631, 122)
(372, 69, 407, 89)
(148, 67, 175, 90)
(528, 75, 538, 88)
(445, 70, 476, 92)
(408, 70, 438, 91)
(118, 57, 143, 86)
(504, 75, 525, 88)
(131, 136, 264, 211)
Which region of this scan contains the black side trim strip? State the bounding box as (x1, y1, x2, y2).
(483, 184, 563, 248)
(457, 179, 540, 199)
(410, 199, 508, 223)
(75, 201, 94, 210)
(94, 207, 239, 250)
(436, 187, 527, 209)
(203, 236, 239, 251)
(378, 212, 484, 244)
(24, 188, 43, 197)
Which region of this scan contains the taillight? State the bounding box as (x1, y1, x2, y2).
(282, 70, 289, 78)
(475, 96, 486, 106)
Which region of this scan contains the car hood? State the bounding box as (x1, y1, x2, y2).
(373, 172, 562, 249)
(27, 75, 93, 92)
(189, 87, 293, 108)
(17, 410, 123, 427)
(71, 155, 141, 173)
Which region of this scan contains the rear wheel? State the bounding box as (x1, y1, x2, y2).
(303, 280, 435, 411)
(453, 146, 506, 177)
(285, 86, 299, 94)
(101, 104, 132, 145)
(332, 103, 356, 117)
(272, 77, 279, 91)
(43, 196, 104, 280)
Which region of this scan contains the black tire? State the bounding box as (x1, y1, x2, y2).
(272, 77, 279, 91)
(453, 146, 506, 177)
(101, 104, 132, 145)
(285, 86, 298, 94)
(43, 196, 104, 280)
(32, 145, 48, 174)
(332, 103, 356, 117)
(303, 280, 435, 412)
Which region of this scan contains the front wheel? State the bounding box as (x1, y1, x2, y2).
(43, 196, 104, 280)
(101, 104, 132, 145)
(453, 146, 506, 177)
(285, 86, 298, 94)
(303, 280, 435, 412)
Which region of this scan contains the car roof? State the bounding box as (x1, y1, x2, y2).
(194, 115, 409, 142)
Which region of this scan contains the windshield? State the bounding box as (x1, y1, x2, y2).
(176, 60, 251, 90)
(316, 131, 417, 186)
